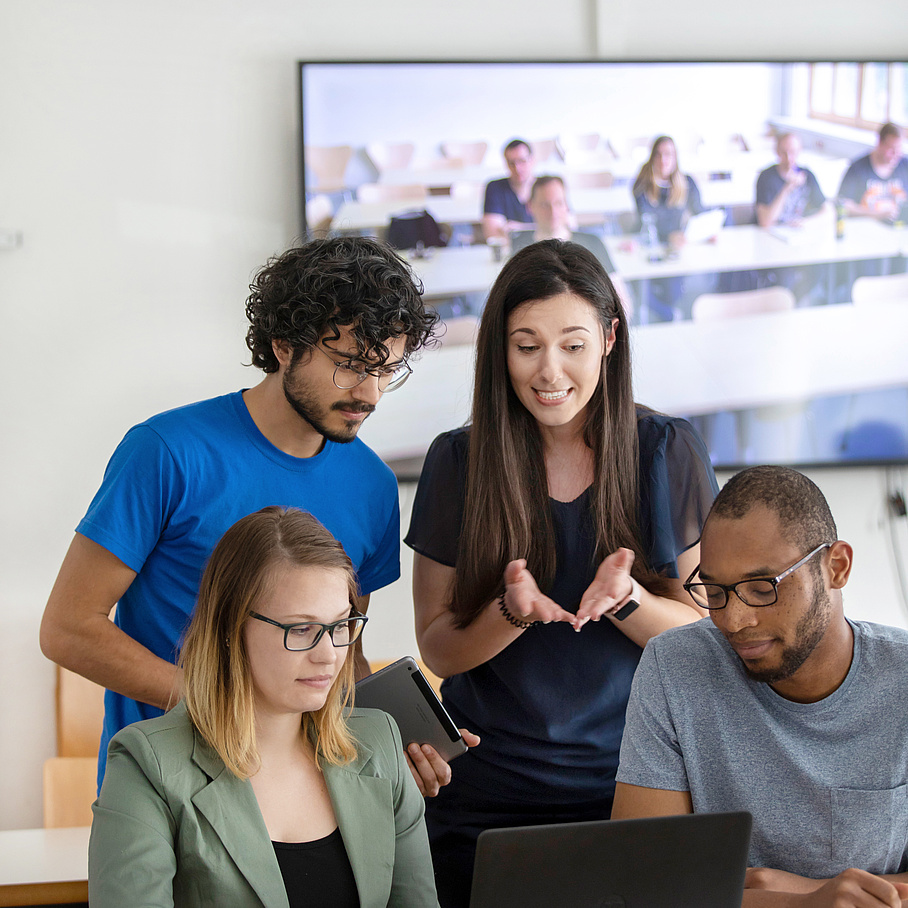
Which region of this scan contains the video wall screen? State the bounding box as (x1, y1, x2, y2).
(299, 60, 908, 470)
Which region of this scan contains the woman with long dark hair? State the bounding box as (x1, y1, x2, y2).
(405, 240, 718, 907)
(90, 506, 438, 907)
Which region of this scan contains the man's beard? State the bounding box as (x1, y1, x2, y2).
(282, 369, 374, 444)
(738, 579, 830, 684)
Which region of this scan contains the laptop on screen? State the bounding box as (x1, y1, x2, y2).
(684, 207, 726, 243)
(469, 811, 752, 908)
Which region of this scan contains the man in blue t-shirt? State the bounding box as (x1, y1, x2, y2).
(41, 237, 473, 793)
(482, 138, 536, 241)
(613, 465, 908, 907)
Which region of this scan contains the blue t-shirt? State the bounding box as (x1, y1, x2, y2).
(618, 618, 908, 878)
(78, 392, 400, 780)
(482, 178, 532, 224)
(404, 410, 717, 804)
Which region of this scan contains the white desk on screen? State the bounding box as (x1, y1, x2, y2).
(0, 826, 89, 906)
(604, 218, 907, 282)
(358, 301, 908, 463)
(404, 245, 504, 300)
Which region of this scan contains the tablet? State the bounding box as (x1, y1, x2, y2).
(354, 656, 468, 762)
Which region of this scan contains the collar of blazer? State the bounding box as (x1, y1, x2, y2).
(187, 708, 396, 908)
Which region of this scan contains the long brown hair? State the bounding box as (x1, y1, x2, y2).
(451, 239, 648, 628)
(181, 507, 360, 778)
(632, 135, 689, 208)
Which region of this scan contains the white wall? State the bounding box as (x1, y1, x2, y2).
(1, 0, 906, 830)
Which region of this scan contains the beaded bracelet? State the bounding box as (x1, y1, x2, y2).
(498, 594, 540, 629)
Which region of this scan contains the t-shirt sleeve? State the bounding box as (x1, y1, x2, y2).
(687, 176, 704, 215)
(483, 180, 504, 216)
(76, 425, 183, 573)
(616, 638, 691, 792)
(837, 160, 864, 203)
(356, 488, 401, 596)
(755, 168, 775, 207)
(806, 169, 826, 214)
(637, 415, 719, 577)
(403, 431, 468, 567)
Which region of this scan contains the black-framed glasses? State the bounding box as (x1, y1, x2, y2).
(314, 343, 412, 392)
(248, 610, 368, 652)
(683, 542, 832, 611)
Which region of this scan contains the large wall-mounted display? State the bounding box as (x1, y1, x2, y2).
(299, 60, 908, 470)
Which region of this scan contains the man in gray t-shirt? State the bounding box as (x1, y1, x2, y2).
(613, 465, 908, 907)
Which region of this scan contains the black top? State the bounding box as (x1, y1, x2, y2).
(272, 827, 359, 908)
(404, 409, 718, 802)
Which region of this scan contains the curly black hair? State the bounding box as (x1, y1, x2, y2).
(245, 236, 438, 373)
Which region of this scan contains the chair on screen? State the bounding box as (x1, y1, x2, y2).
(557, 132, 602, 163)
(305, 193, 334, 239)
(305, 144, 354, 194)
(366, 141, 415, 174)
(43, 666, 106, 827)
(440, 141, 488, 167)
(357, 183, 427, 204)
(691, 286, 805, 462)
(530, 138, 558, 164)
(567, 171, 614, 189)
(851, 272, 908, 306)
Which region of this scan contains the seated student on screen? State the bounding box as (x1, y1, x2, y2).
(510, 175, 615, 272)
(632, 135, 704, 248)
(756, 133, 827, 228)
(613, 466, 908, 908)
(752, 133, 827, 302)
(838, 122, 908, 221)
(482, 138, 536, 241)
(89, 506, 438, 908)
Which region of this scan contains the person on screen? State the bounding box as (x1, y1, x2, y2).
(510, 175, 615, 271)
(756, 133, 827, 228)
(632, 135, 704, 247)
(838, 122, 908, 221)
(404, 240, 718, 907)
(482, 138, 536, 241)
(39, 236, 473, 798)
(613, 466, 908, 908)
(89, 506, 439, 907)
(752, 133, 827, 303)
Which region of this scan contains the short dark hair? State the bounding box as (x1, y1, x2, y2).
(879, 122, 902, 143)
(245, 236, 438, 374)
(503, 138, 532, 156)
(530, 175, 565, 201)
(709, 465, 837, 551)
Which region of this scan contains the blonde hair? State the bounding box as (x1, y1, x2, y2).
(633, 136, 689, 209)
(180, 507, 360, 779)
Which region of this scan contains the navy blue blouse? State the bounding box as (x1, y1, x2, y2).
(404, 410, 718, 804)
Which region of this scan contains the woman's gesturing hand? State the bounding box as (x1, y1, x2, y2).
(576, 547, 637, 624)
(503, 559, 582, 628)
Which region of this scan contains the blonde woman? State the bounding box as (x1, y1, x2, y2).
(632, 135, 704, 247)
(89, 506, 438, 908)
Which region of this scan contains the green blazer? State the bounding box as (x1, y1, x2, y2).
(89, 702, 439, 907)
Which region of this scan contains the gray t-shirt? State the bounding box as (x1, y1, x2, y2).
(618, 617, 908, 878)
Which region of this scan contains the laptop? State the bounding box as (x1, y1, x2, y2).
(684, 207, 726, 243)
(469, 811, 752, 908)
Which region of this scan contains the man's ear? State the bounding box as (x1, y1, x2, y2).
(827, 540, 853, 590)
(272, 339, 293, 369)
